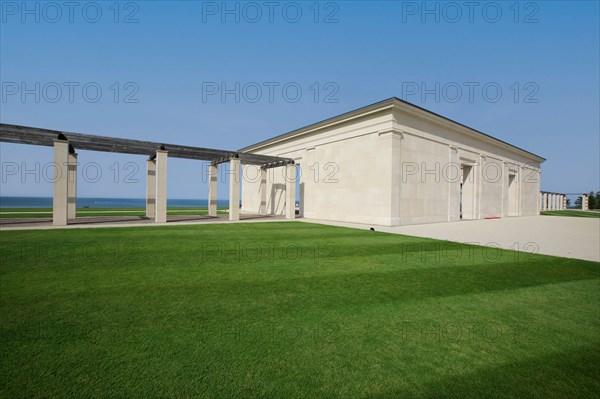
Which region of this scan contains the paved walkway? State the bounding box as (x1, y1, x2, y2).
(303, 216, 600, 262)
(0, 214, 287, 231)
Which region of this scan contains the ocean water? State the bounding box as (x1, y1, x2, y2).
(0, 196, 229, 208)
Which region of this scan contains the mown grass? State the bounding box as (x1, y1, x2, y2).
(541, 210, 600, 218)
(1, 222, 599, 398)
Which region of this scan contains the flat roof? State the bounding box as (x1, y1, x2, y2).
(239, 97, 546, 162)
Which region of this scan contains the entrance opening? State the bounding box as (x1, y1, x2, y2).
(508, 173, 518, 216)
(460, 164, 476, 220)
(295, 164, 303, 217)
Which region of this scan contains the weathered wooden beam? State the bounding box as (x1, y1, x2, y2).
(0, 123, 293, 165)
(260, 159, 295, 169)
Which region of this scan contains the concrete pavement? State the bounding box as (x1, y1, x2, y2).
(302, 216, 600, 262)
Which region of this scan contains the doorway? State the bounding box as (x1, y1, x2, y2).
(460, 163, 476, 220)
(507, 173, 518, 216)
(295, 164, 303, 217)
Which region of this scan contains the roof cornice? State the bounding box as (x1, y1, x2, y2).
(239, 97, 546, 163)
(389, 98, 545, 162)
(238, 98, 396, 152)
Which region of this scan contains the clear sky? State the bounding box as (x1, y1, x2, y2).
(1, 0, 598, 200)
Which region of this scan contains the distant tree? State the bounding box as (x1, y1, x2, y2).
(596, 191, 600, 209)
(589, 191, 598, 209)
(566, 198, 571, 207)
(575, 196, 582, 208)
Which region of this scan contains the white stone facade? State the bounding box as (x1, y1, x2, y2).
(240, 98, 544, 226)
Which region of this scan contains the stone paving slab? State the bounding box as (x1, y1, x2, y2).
(302, 216, 600, 262)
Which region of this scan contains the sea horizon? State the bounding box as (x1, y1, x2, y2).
(0, 196, 229, 208)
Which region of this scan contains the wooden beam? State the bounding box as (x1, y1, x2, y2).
(0, 123, 293, 165)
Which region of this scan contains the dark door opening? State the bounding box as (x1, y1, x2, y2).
(461, 164, 476, 220)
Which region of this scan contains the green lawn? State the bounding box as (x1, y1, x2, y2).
(541, 210, 600, 218)
(0, 207, 228, 218)
(1, 222, 599, 398)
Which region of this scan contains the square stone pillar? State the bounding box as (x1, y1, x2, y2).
(558, 195, 562, 210)
(146, 159, 156, 218)
(155, 150, 168, 223)
(582, 195, 589, 211)
(67, 152, 77, 220)
(229, 158, 241, 221)
(557, 194, 561, 209)
(208, 164, 218, 217)
(259, 167, 267, 215)
(52, 139, 70, 226)
(285, 163, 296, 219)
(448, 146, 461, 221)
(543, 193, 548, 210)
(563, 195, 567, 210)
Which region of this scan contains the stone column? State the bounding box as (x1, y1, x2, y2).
(559, 195, 563, 210)
(208, 164, 218, 217)
(259, 167, 267, 215)
(582, 194, 589, 211)
(558, 194, 562, 209)
(155, 150, 168, 223)
(67, 152, 77, 220)
(285, 163, 296, 219)
(52, 139, 69, 226)
(229, 158, 240, 221)
(563, 195, 567, 210)
(539, 192, 543, 212)
(542, 193, 548, 211)
(146, 159, 156, 218)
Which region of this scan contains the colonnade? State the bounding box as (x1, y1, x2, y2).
(52, 139, 296, 226)
(539, 192, 567, 211)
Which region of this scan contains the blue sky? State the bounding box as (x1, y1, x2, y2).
(1, 0, 598, 200)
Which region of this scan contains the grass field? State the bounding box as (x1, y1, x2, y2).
(1, 222, 599, 398)
(541, 210, 600, 218)
(0, 207, 227, 218)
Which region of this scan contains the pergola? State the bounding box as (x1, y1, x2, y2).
(540, 191, 590, 211)
(0, 123, 297, 226)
